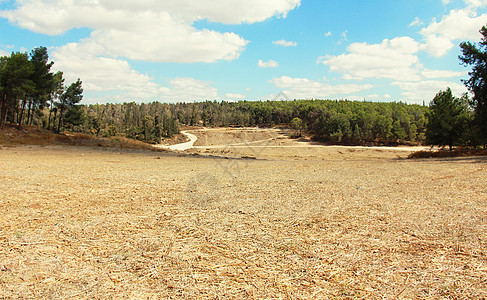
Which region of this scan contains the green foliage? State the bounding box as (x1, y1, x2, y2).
(0, 47, 81, 131)
(0, 52, 34, 127)
(56, 78, 83, 132)
(73, 102, 180, 144)
(298, 100, 427, 145)
(290, 117, 304, 137)
(426, 88, 470, 150)
(459, 23, 487, 145)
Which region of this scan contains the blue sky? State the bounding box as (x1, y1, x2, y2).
(1, 0, 486, 104)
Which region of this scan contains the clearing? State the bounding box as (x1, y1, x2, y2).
(1, 127, 486, 298)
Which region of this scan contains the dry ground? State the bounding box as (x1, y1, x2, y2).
(1, 128, 486, 299)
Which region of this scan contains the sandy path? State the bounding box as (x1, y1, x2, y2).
(156, 131, 198, 151)
(159, 128, 430, 153)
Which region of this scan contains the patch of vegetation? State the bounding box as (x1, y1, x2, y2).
(408, 148, 487, 159)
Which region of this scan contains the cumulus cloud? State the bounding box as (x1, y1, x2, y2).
(165, 77, 219, 101)
(52, 44, 219, 103)
(392, 80, 468, 103)
(0, 0, 301, 101)
(0, 0, 301, 32)
(322, 37, 422, 81)
(258, 59, 279, 68)
(0, 0, 300, 64)
(420, 8, 487, 57)
(321, 35, 467, 83)
(421, 69, 465, 79)
(273, 39, 297, 47)
(271, 76, 373, 99)
(465, 0, 487, 7)
(0, 1, 271, 63)
(225, 93, 246, 99)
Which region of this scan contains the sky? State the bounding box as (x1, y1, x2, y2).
(0, 0, 486, 105)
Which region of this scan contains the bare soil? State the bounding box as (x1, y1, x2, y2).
(192, 127, 282, 147)
(1, 128, 486, 299)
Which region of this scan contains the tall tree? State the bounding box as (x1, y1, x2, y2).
(57, 78, 83, 132)
(0, 52, 34, 128)
(426, 88, 470, 151)
(26, 47, 54, 127)
(459, 24, 487, 145)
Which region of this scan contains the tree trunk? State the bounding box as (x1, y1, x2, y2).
(0, 93, 8, 128)
(48, 106, 52, 130)
(57, 106, 64, 133)
(52, 110, 57, 131)
(17, 98, 27, 130)
(26, 99, 33, 126)
(28, 100, 36, 125)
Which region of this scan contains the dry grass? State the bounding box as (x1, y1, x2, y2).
(0, 124, 164, 152)
(1, 128, 486, 299)
(192, 127, 282, 147)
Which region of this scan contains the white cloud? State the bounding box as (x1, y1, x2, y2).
(52, 44, 219, 103)
(325, 31, 332, 37)
(165, 77, 219, 101)
(322, 36, 422, 81)
(225, 93, 246, 99)
(409, 17, 424, 27)
(1, 0, 301, 32)
(1, 0, 300, 63)
(258, 59, 279, 68)
(273, 39, 297, 47)
(271, 76, 373, 99)
(420, 8, 487, 57)
(392, 80, 468, 103)
(421, 68, 465, 79)
(421, 34, 455, 57)
(0, 0, 302, 101)
(0, 49, 8, 56)
(345, 94, 387, 101)
(465, 0, 487, 8)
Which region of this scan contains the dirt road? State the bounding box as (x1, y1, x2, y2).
(156, 131, 198, 150)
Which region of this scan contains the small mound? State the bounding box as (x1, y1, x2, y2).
(0, 124, 164, 152)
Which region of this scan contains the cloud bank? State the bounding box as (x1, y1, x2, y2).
(1, 0, 300, 101)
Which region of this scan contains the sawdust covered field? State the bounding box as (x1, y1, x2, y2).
(1, 128, 486, 299)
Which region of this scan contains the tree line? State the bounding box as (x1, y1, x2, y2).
(0, 47, 83, 132)
(1, 24, 486, 149)
(52, 99, 428, 145)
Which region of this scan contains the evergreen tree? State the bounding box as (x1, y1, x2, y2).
(0, 52, 34, 127)
(57, 79, 83, 132)
(459, 24, 487, 145)
(426, 88, 470, 151)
